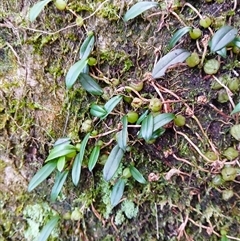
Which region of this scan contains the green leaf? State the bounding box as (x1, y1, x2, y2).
(28, 160, 57, 192)
(123, 1, 158, 22)
(90, 104, 107, 118)
(153, 113, 175, 132)
(79, 73, 103, 95)
(231, 102, 240, 115)
(210, 26, 238, 52)
(88, 145, 100, 172)
(130, 165, 147, 184)
(80, 33, 95, 60)
(110, 178, 125, 207)
(216, 47, 227, 58)
(103, 95, 122, 117)
(117, 115, 128, 151)
(54, 137, 71, 147)
(152, 49, 190, 79)
(136, 110, 149, 125)
(50, 170, 68, 201)
(103, 145, 124, 181)
(46, 144, 76, 162)
(169, 26, 192, 49)
(57, 156, 66, 172)
(29, 0, 52, 22)
(66, 59, 88, 89)
(37, 216, 59, 241)
(232, 37, 240, 48)
(72, 133, 90, 186)
(139, 114, 154, 142)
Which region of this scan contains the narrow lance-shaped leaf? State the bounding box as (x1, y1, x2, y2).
(80, 33, 95, 60)
(103, 144, 124, 181)
(88, 145, 100, 172)
(45, 144, 76, 162)
(90, 104, 107, 118)
(210, 26, 238, 52)
(101, 95, 122, 120)
(152, 49, 190, 79)
(153, 113, 175, 132)
(216, 47, 227, 58)
(37, 216, 59, 241)
(54, 137, 71, 147)
(232, 37, 240, 48)
(57, 156, 66, 172)
(130, 165, 147, 184)
(117, 115, 128, 151)
(72, 133, 90, 186)
(79, 73, 103, 95)
(110, 178, 126, 207)
(104, 95, 122, 114)
(231, 102, 240, 115)
(28, 160, 57, 192)
(169, 26, 192, 49)
(139, 114, 154, 142)
(136, 110, 149, 125)
(66, 59, 88, 89)
(123, 1, 158, 22)
(29, 0, 52, 22)
(50, 170, 69, 201)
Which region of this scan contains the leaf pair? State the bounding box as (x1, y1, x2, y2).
(29, 0, 52, 22)
(66, 33, 103, 93)
(90, 95, 122, 120)
(110, 165, 147, 207)
(139, 113, 175, 141)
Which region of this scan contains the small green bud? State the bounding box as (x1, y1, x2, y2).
(222, 189, 234, 201)
(87, 57, 97, 66)
(200, 16, 212, 28)
(76, 16, 84, 26)
(174, 115, 186, 127)
(186, 53, 200, 67)
(131, 98, 143, 109)
(122, 167, 132, 178)
(205, 151, 218, 161)
(149, 98, 162, 112)
(221, 166, 237, 181)
(127, 111, 139, 124)
(55, 0, 67, 10)
(189, 28, 202, 40)
(223, 147, 238, 160)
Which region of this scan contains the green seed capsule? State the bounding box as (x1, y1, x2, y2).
(129, 81, 144, 92)
(127, 111, 139, 123)
(87, 57, 97, 66)
(212, 174, 224, 186)
(149, 98, 162, 112)
(186, 53, 200, 67)
(174, 115, 186, 127)
(55, 0, 67, 10)
(204, 59, 220, 75)
(223, 147, 238, 160)
(76, 16, 84, 26)
(122, 167, 132, 178)
(189, 28, 202, 40)
(222, 189, 234, 201)
(221, 166, 237, 181)
(205, 151, 218, 161)
(217, 89, 229, 103)
(200, 16, 212, 28)
(228, 77, 239, 92)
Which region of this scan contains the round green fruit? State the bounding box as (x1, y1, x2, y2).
(228, 77, 239, 92)
(129, 81, 144, 92)
(189, 28, 202, 40)
(122, 167, 132, 179)
(203, 59, 220, 74)
(221, 166, 237, 181)
(76, 16, 84, 26)
(223, 147, 238, 160)
(222, 189, 234, 201)
(149, 98, 162, 112)
(205, 151, 218, 161)
(55, 0, 67, 10)
(174, 115, 186, 127)
(212, 174, 224, 186)
(217, 89, 229, 103)
(200, 16, 212, 28)
(186, 53, 200, 67)
(87, 57, 97, 66)
(127, 111, 139, 124)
